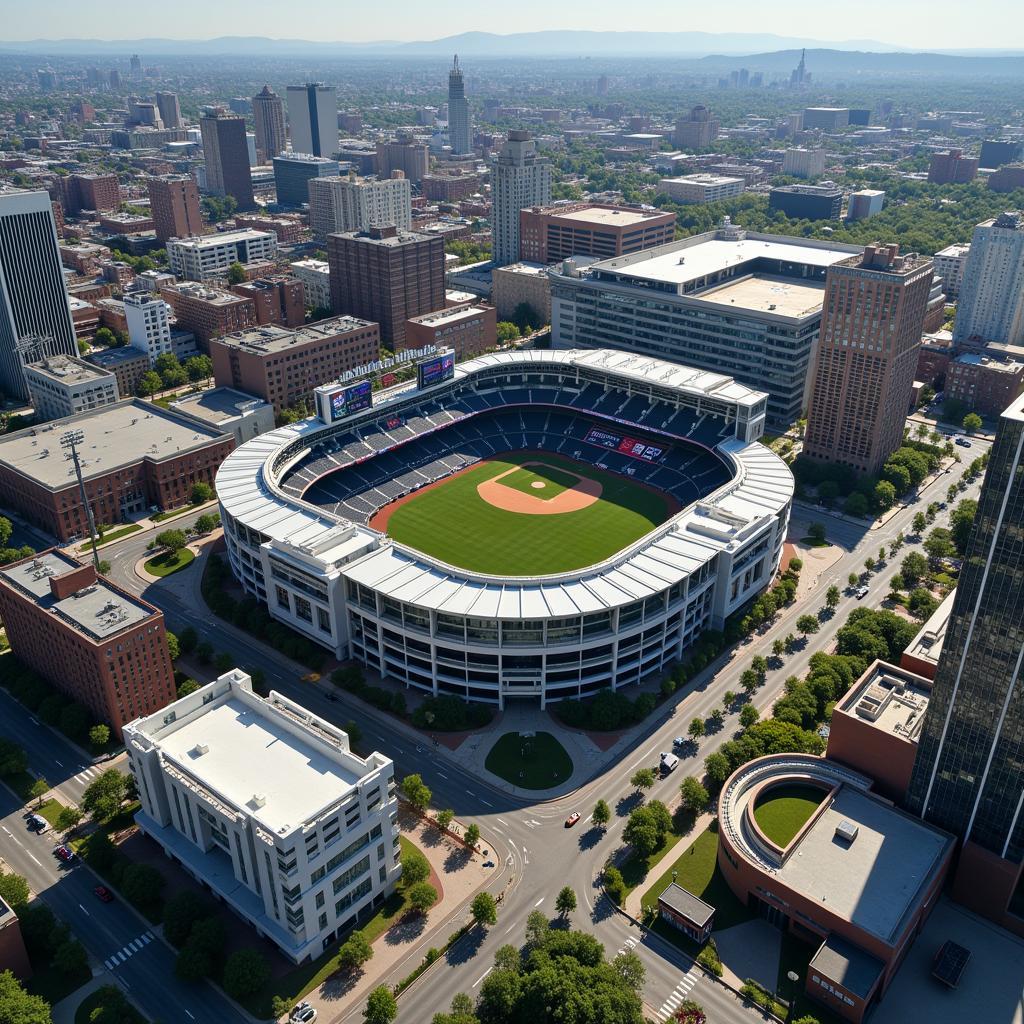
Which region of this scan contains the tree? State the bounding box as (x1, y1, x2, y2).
(555, 885, 577, 917)
(844, 492, 869, 517)
(873, 479, 897, 511)
(178, 625, 198, 653)
(688, 716, 705, 739)
(675, 999, 707, 1024)
(624, 801, 672, 855)
(136, 370, 163, 398)
(53, 935, 88, 976)
(161, 891, 212, 946)
(471, 891, 497, 927)
(120, 863, 165, 919)
(184, 355, 213, 383)
(175, 915, 224, 980)
(924, 527, 956, 564)
(28, 778, 49, 807)
(407, 881, 438, 915)
(222, 948, 271, 1000)
(739, 703, 760, 728)
(94, 326, 117, 348)
(0, 870, 30, 909)
(401, 773, 431, 812)
(722, 690, 736, 710)
(0, 971, 51, 1023)
(909, 588, 940, 621)
(796, 614, 819, 635)
(963, 412, 983, 434)
(631, 767, 656, 792)
(401, 847, 430, 886)
(56, 805, 83, 831)
(847, 572, 859, 587)
(739, 669, 758, 695)
(365, 985, 398, 1024)
(612, 949, 646, 991)
(807, 522, 826, 543)
(435, 808, 454, 832)
(464, 822, 481, 848)
(704, 752, 731, 789)
(0, 739, 28, 778)
(496, 321, 521, 344)
(751, 655, 768, 680)
(155, 353, 187, 388)
(194, 513, 218, 534)
(82, 769, 128, 821)
(679, 776, 709, 814)
(950, 498, 978, 554)
(912, 511, 927, 534)
(826, 584, 840, 609)
(177, 678, 201, 699)
(603, 865, 627, 904)
(225, 260, 247, 285)
(155, 529, 187, 553)
(708, 708, 724, 729)
(525, 909, 549, 947)
(592, 799, 611, 829)
(190, 481, 214, 504)
(337, 930, 373, 971)
(900, 551, 929, 587)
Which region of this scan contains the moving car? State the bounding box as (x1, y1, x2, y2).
(54, 844, 75, 862)
(955, 437, 972, 447)
(660, 752, 680, 774)
(290, 1003, 317, 1023)
(94, 886, 114, 903)
(564, 811, 581, 828)
(672, 736, 687, 750)
(855, 585, 870, 599)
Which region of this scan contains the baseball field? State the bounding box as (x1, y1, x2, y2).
(374, 451, 675, 575)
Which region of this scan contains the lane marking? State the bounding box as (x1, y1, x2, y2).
(496, 817, 508, 826)
(185, 1012, 195, 1020)
(436, 771, 448, 780)
(479, 798, 493, 808)
(533, 897, 544, 907)
(472, 966, 493, 988)
(27, 853, 40, 865)
(79, 904, 89, 915)
(54, 760, 63, 767)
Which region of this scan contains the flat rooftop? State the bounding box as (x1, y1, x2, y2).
(0, 399, 228, 489)
(0, 550, 154, 640)
(170, 229, 274, 249)
(217, 316, 375, 354)
(901, 590, 956, 674)
(555, 206, 664, 227)
(170, 387, 271, 424)
(835, 661, 932, 743)
(778, 785, 951, 943)
(165, 284, 249, 306)
(697, 273, 826, 318)
(27, 355, 112, 386)
(493, 261, 549, 278)
(157, 696, 362, 832)
(666, 174, 744, 187)
(410, 305, 487, 327)
(86, 347, 148, 368)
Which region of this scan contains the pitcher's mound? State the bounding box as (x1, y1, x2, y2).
(478, 462, 602, 515)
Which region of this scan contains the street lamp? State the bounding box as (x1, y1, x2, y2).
(785, 969, 800, 1022)
(60, 430, 100, 572)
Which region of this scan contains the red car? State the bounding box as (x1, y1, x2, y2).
(565, 812, 581, 828)
(54, 844, 75, 862)
(93, 886, 114, 903)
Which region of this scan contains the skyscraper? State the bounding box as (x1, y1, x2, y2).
(199, 109, 255, 211)
(286, 83, 337, 158)
(0, 187, 77, 401)
(906, 391, 1024, 931)
(803, 244, 933, 475)
(147, 174, 203, 242)
(154, 91, 182, 129)
(672, 105, 719, 150)
(953, 211, 1024, 347)
(252, 85, 286, 164)
(491, 131, 552, 268)
(448, 55, 473, 155)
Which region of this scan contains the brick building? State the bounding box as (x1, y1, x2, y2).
(160, 283, 257, 347)
(97, 211, 154, 234)
(0, 897, 32, 981)
(945, 352, 1024, 416)
(234, 214, 305, 245)
(68, 297, 100, 340)
(328, 225, 444, 347)
(518, 202, 676, 264)
(988, 164, 1024, 193)
(405, 303, 497, 359)
(230, 276, 306, 328)
(915, 330, 954, 388)
(63, 173, 121, 212)
(421, 173, 480, 203)
(60, 242, 110, 275)
(491, 261, 552, 324)
(210, 317, 379, 414)
(375, 135, 429, 184)
(86, 346, 149, 396)
(147, 174, 203, 243)
(928, 149, 979, 185)
(0, 550, 176, 737)
(0, 400, 234, 540)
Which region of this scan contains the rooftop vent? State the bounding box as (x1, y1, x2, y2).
(249, 794, 266, 809)
(835, 820, 859, 844)
(192, 743, 209, 756)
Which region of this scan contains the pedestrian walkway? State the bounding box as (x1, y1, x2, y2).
(50, 976, 108, 1024)
(102, 930, 153, 971)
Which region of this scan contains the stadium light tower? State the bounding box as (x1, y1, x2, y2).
(60, 429, 101, 572)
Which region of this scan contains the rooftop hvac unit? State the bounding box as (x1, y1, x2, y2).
(835, 820, 859, 844)
(192, 743, 209, 756)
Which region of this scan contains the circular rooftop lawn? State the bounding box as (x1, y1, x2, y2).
(484, 731, 573, 790)
(752, 783, 826, 849)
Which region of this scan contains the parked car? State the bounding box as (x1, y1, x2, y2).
(855, 585, 870, 599)
(672, 736, 687, 750)
(564, 811, 581, 828)
(290, 1003, 317, 1023)
(54, 844, 75, 862)
(955, 437, 972, 447)
(93, 886, 114, 903)
(28, 815, 48, 833)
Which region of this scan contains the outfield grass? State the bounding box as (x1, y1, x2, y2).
(484, 732, 573, 789)
(752, 784, 824, 848)
(144, 548, 195, 577)
(385, 452, 672, 574)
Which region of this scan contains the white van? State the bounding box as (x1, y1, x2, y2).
(660, 752, 679, 774)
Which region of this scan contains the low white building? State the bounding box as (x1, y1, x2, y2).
(781, 148, 827, 179)
(167, 229, 277, 281)
(24, 355, 119, 421)
(289, 258, 332, 310)
(170, 387, 275, 446)
(657, 173, 744, 205)
(933, 242, 971, 301)
(125, 670, 400, 963)
(124, 291, 173, 362)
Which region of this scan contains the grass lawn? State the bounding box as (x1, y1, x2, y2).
(638, 820, 754, 931)
(150, 503, 201, 523)
(484, 731, 573, 789)
(144, 548, 195, 577)
(382, 451, 677, 575)
(800, 536, 830, 548)
(752, 784, 824, 848)
(96, 523, 142, 547)
(35, 797, 66, 829)
(241, 836, 423, 1018)
(620, 810, 699, 897)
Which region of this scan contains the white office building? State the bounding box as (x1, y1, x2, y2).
(125, 670, 400, 963)
(286, 83, 338, 159)
(166, 229, 277, 282)
(289, 259, 332, 310)
(491, 131, 552, 267)
(24, 355, 119, 420)
(308, 175, 412, 239)
(954, 212, 1024, 346)
(124, 291, 173, 362)
(0, 186, 78, 402)
(933, 243, 971, 301)
(657, 173, 744, 204)
(781, 148, 827, 178)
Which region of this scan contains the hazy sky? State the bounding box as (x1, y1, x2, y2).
(4, 0, 1021, 50)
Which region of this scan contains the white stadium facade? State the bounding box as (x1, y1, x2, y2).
(216, 349, 794, 708)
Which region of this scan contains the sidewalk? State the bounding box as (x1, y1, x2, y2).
(51, 975, 107, 1024)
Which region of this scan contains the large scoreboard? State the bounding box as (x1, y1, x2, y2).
(314, 379, 373, 424)
(416, 350, 455, 390)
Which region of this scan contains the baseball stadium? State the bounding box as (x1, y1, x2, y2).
(216, 349, 794, 707)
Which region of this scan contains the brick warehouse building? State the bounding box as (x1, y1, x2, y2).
(160, 283, 257, 348)
(0, 400, 234, 541)
(0, 551, 176, 737)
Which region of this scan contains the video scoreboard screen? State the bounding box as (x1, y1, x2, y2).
(325, 379, 373, 421)
(416, 351, 455, 390)
(584, 426, 667, 462)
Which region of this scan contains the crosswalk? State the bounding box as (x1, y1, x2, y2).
(74, 766, 100, 785)
(656, 967, 701, 1021)
(103, 931, 152, 970)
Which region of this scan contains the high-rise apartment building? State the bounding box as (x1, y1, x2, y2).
(491, 131, 552, 267)
(154, 91, 182, 129)
(928, 149, 979, 185)
(286, 83, 337, 158)
(933, 242, 971, 301)
(953, 212, 1024, 347)
(308, 174, 412, 239)
(447, 55, 473, 155)
(781, 148, 827, 179)
(252, 85, 286, 164)
(0, 187, 78, 402)
(328, 225, 444, 347)
(906, 391, 1024, 933)
(62, 173, 121, 213)
(124, 291, 173, 362)
(147, 174, 203, 242)
(804, 244, 933, 474)
(199, 109, 255, 210)
(230, 276, 306, 328)
(375, 135, 429, 184)
(979, 140, 1024, 169)
(271, 153, 340, 208)
(671, 105, 719, 150)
